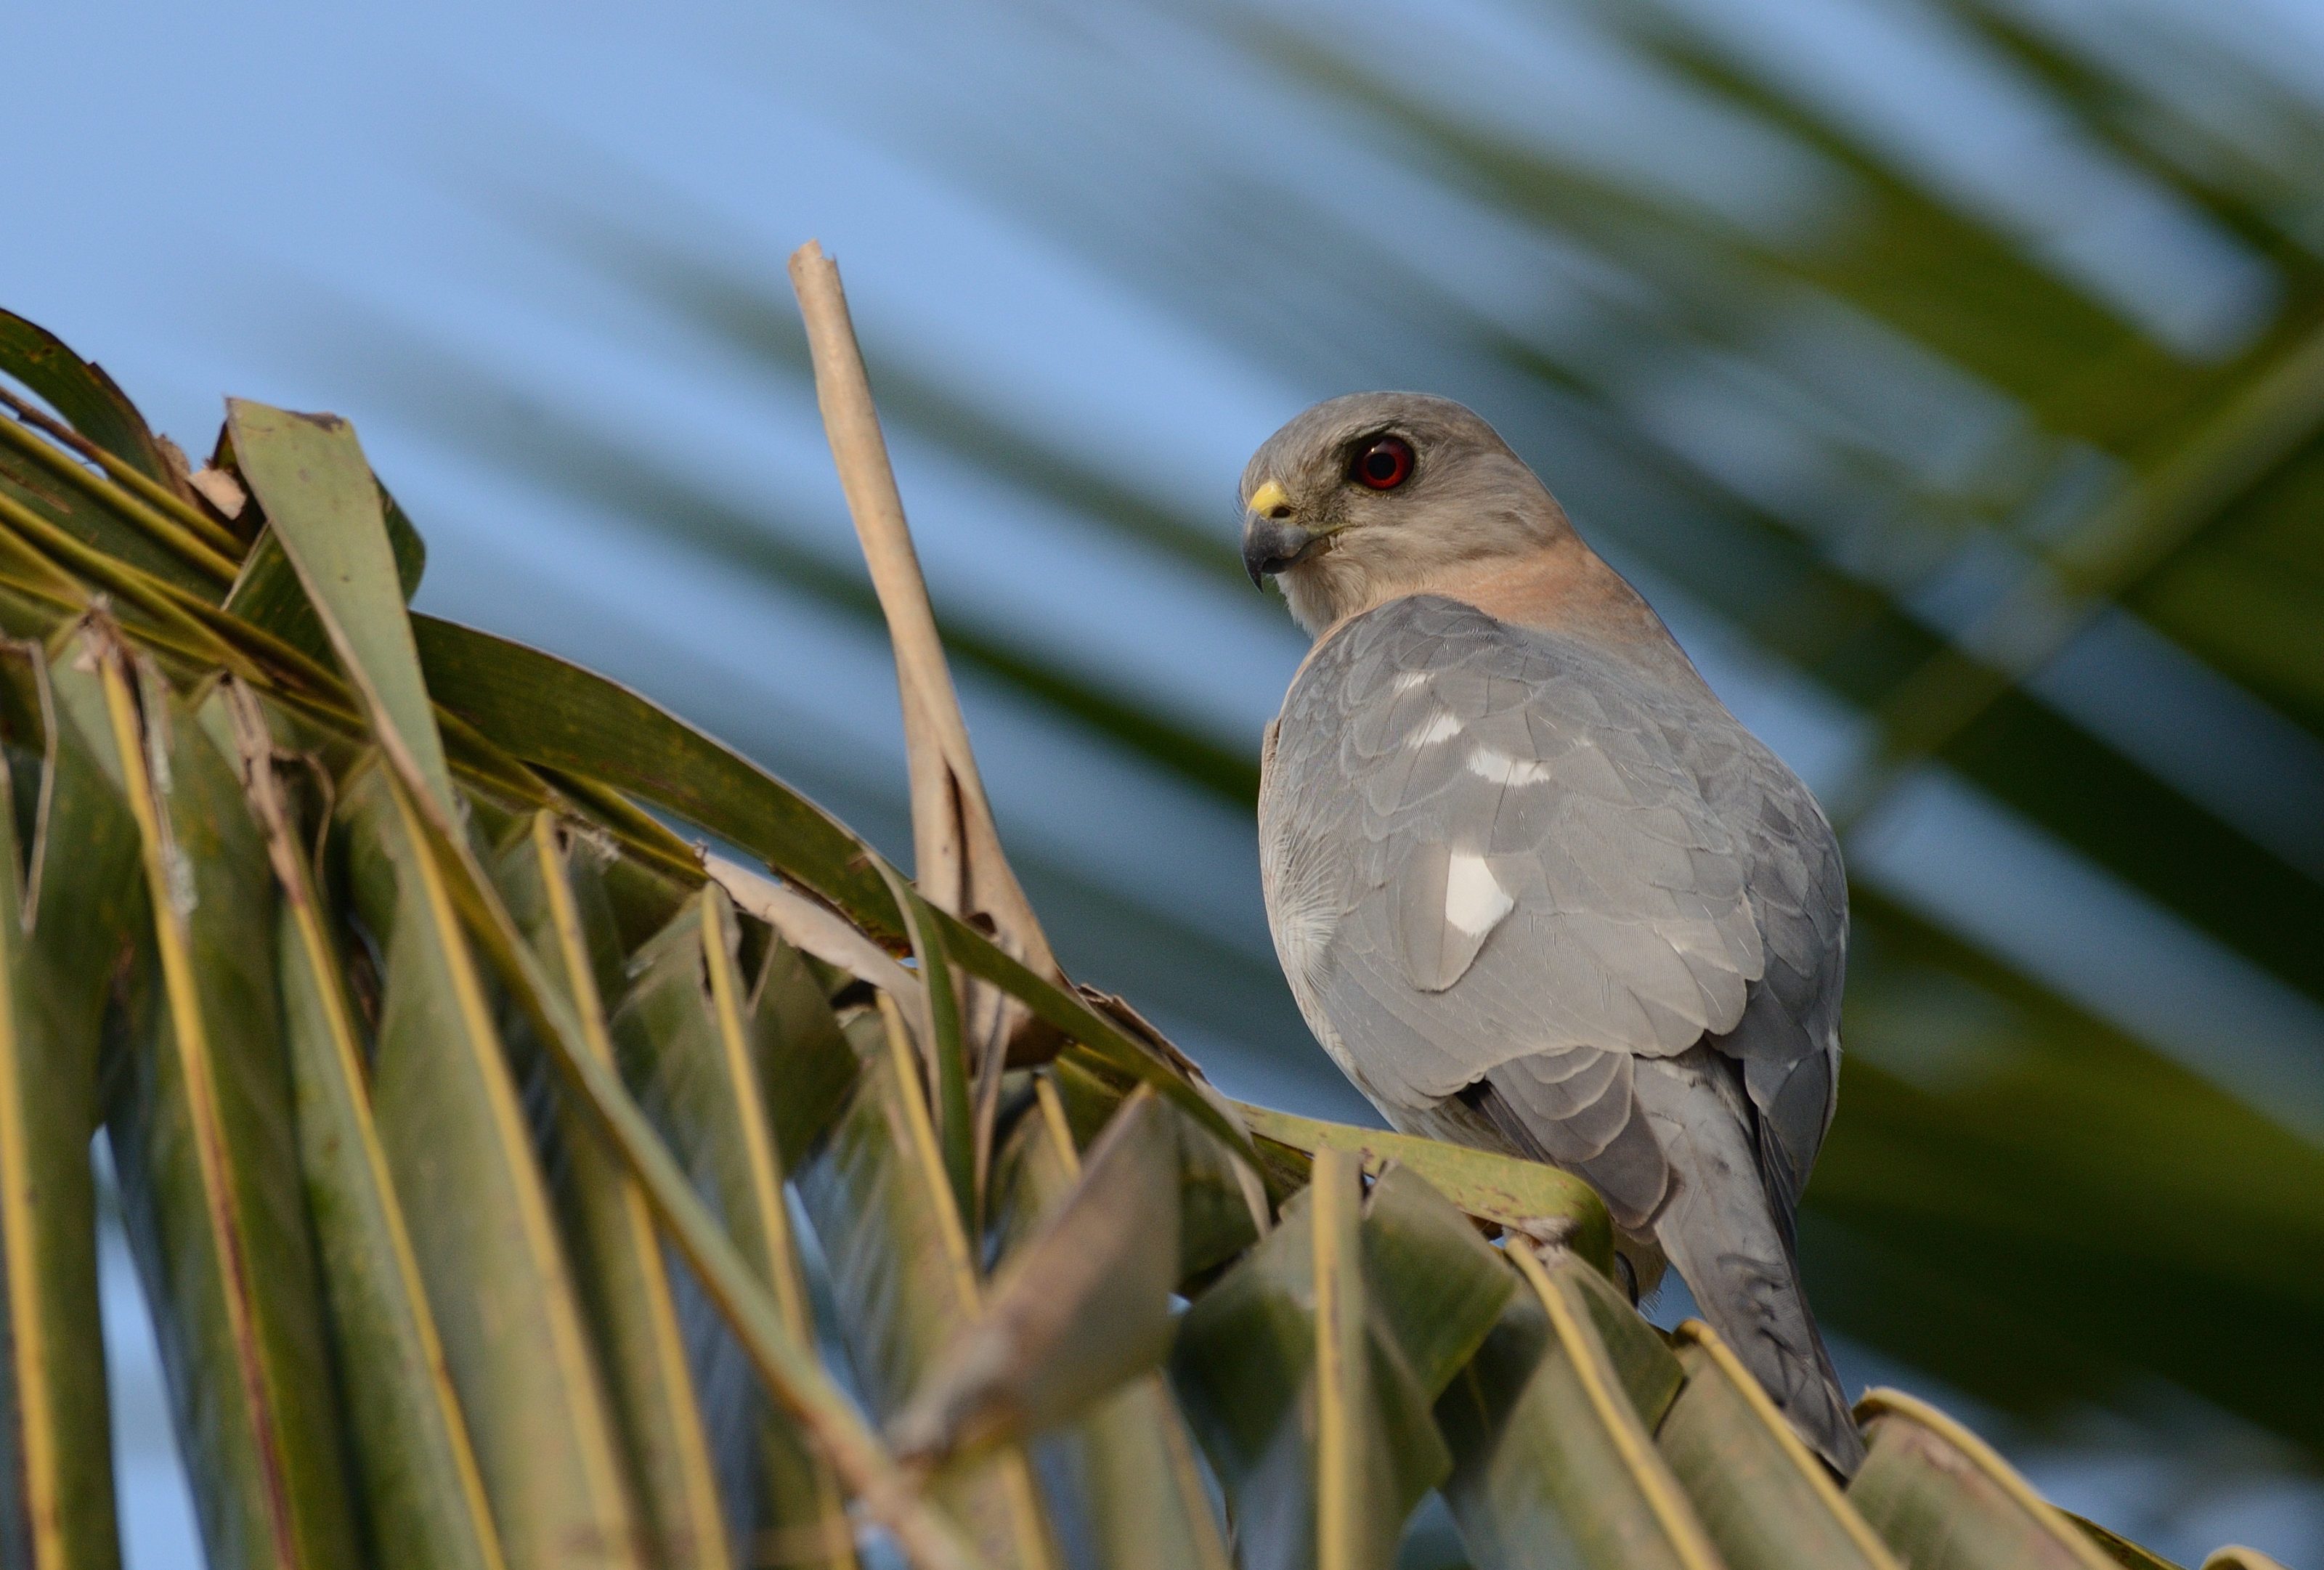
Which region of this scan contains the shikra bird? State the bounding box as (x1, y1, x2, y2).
(1243, 391, 1864, 1472)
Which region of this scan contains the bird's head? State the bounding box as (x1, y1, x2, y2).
(1240, 392, 1572, 635)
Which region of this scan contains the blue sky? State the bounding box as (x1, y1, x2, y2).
(15, 1, 2324, 1562)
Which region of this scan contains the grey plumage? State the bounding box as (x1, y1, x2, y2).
(1258, 591, 1864, 1471)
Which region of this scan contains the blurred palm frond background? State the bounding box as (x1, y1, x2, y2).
(12, 0, 2324, 1562)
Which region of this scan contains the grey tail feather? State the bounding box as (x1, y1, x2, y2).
(1636, 1052, 1866, 1475)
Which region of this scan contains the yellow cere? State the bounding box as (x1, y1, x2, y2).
(1246, 479, 1291, 516)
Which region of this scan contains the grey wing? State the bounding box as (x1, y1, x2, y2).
(1259, 595, 1845, 1231)
(1714, 732, 1847, 1229)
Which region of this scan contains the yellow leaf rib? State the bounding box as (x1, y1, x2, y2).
(382, 776, 636, 1542)
(1674, 1320, 1896, 1570)
(1854, 1388, 2113, 1570)
(1511, 1245, 1721, 1570)
(0, 862, 60, 1570)
(99, 647, 300, 1570)
(1309, 1147, 1362, 1570)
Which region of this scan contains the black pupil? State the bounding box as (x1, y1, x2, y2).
(1364, 442, 1404, 484)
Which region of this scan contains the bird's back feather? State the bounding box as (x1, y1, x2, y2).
(1259, 593, 1859, 1468)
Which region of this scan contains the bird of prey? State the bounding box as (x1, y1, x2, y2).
(1243, 391, 1863, 1471)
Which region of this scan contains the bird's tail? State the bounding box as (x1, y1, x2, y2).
(1635, 1053, 1865, 1474)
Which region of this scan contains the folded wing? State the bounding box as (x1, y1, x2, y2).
(1261, 593, 1843, 1222)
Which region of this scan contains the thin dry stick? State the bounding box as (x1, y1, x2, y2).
(784, 240, 1060, 991)
(786, 237, 1070, 1233)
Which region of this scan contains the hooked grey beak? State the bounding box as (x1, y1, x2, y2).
(1242, 515, 1319, 588)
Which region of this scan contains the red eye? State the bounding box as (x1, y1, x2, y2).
(1353, 436, 1413, 489)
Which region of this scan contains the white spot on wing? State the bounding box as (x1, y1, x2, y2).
(1444, 853, 1514, 936)
(1391, 670, 1429, 694)
(1467, 747, 1556, 786)
(1407, 710, 1463, 748)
